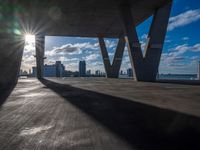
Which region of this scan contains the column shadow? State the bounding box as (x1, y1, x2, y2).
(40, 78, 200, 150)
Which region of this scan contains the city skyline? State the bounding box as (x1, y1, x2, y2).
(24, 61, 108, 77)
(21, 0, 200, 74)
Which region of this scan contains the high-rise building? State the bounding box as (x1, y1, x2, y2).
(86, 70, 91, 75)
(29, 69, 31, 75)
(127, 68, 133, 77)
(55, 61, 65, 77)
(32, 61, 65, 77)
(19, 69, 28, 76)
(44, 64, 56, 77)
(95, 70, 100, 76)
(79, 61, 86, 77)
(32, 67, 37, 77)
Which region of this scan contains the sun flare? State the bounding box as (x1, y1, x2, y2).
(25, 34, 35, 43)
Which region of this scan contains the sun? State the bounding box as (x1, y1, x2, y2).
(25, 34, 35, 43)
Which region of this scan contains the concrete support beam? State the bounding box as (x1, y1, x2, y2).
(0, 35, 24, 89)
(121, 2, 172, 81)
(0, 4, 24, 89)
(35, 35, 45, 79)
(99, 37, 125, 78)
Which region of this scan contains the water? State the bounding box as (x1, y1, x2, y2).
(119, 74, 199, 80)
(157, 74, 198, 80)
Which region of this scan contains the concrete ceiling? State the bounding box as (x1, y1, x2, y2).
(15, 0, 172, 37)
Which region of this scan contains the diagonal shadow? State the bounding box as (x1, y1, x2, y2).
(0, 84, 15, 106)
(40, 78, 200, 150)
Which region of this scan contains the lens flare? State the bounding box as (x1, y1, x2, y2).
(25, 34, 35, 43)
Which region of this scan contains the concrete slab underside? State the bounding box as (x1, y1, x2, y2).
(6, 0, 171, 37)
(0, 78, 200, 150)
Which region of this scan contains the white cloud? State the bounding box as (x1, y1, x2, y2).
(59, 56, 65, 61)
(182, 37, 189, 41)
(53, 44, 79, 54)
(85, 54, 99, 61)
(174, 43, 200, 52)
(24, 43, 35, 52)
(165, 39, 171, 43)
(105, 39, 117, 49)
(47, 42, 99, 56)
(21, 41, 36, 71)
(190, 44, 200, 52)
(159, 43, 200, 74)
(168, 9, 200, 31)
(141, 34, 148, 40)
(45, 50, 55, 57)
(161, 43, 200, 65)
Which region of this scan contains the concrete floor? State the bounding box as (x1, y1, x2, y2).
(0, 78, 200, 150)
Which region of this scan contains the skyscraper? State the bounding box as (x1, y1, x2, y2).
(55, 61, 65, 77)
(32, 67, 37, 77)
(29, 69, 31, 75)
(44, 64, 56, 77)
(33, 61, 65, 77)
(86, 70, 91, 76)
(127, 68, 133, 77)
(95, 70, 100, 76)
(79, 61, 86, 77)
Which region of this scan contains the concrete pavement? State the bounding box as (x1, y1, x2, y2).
(0, 78, 200, 150)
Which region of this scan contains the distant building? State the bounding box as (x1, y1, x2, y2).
(32, 61, 65, 77)
(79, 61, 86, 77)
(44, 64, 56, 77)
(63, 70, 79, 77)
(86, 70, 91, 75)
(32, 67, 37, 77)
(19, 69, 28, 76)
(95, 70, 100, 76)
(20, 69, 23, 75)
(55, 61, 65, 77)
(127, 68, 133, 77)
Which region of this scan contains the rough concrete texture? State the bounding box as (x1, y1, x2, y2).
(121, 3, 172, 81)
(0, 78, 200, 150)
(1, 0, 171, 37)
(0, 35, 24, 88)
(99, 37, 125, 78)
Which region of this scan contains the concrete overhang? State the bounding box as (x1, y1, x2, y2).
(2, 0, 172, 38)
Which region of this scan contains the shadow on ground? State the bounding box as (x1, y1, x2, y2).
(40, 78, 200, 150)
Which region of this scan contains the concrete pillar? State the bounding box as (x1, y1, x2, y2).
(0, 2, 24, 89)
(35, 34, 45, 79)
(98, 37, 125, 78)
(121, 2, 172, 81)
(0, 35, 24, 89)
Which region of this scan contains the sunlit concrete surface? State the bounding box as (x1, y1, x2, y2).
(0, 78, 200, 150)
(47, 77, 200, 117)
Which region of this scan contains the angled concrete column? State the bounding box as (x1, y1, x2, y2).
(0, 35, 24, 89)
(121, 2, 172, 81)
(98, 37, 125, 78)
(35, 35, 45, 79)
(0, 3, 24, 89)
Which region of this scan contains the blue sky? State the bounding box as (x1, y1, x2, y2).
(21, 0, 200, 74)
